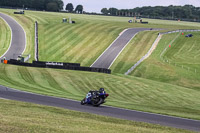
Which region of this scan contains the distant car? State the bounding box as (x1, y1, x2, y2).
(185, 34, 193, 37)
(14, 10, 24, 14)
(128, 20, 132, 23)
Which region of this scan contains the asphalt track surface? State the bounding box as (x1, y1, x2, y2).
(0, 12, 26, 60)
(0, 14, 200, 132)
(0, 86, 200, 132)
(91, 28, 151, 69)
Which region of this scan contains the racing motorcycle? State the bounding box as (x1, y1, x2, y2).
(81, 90, 109, 106)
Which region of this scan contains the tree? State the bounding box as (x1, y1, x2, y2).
(56, 0, 64, 10)
(44, 0, 63, 11)
(75, 5, 83, 14)
(108, 8, 118, 15)
(101, 8, 108, 15)
(0, 0, 64, 11)
(46, 2, 59, 11)
(65, 3, 74, 12)
(32, 0, 45, 10)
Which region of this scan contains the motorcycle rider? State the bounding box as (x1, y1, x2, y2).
(99, 88, 105, 93)
(85, 88, 105, 102)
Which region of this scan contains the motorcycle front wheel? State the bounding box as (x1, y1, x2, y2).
(81, 98, 86, 105)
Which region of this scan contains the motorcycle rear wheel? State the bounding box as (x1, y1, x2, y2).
(91, 98, 103, 106)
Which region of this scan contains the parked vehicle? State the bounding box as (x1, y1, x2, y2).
(81, 88, 109, 106)
(185, 34, 193, 37)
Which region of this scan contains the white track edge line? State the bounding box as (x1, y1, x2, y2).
(108, 31, 139, 69)
(11, 14, 27, 55)
(109, 28, 151, 69)
(0, 13, 27, 58)
(90, 29, 128, 67)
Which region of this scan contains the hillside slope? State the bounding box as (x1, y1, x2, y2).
(132, 32, 200, 90)
(0, 8, 200, 121)
(0, 64, 200, 120)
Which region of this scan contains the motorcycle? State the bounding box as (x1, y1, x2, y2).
(81, 91, 109, 106)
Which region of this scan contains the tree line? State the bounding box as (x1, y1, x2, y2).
(0, 0, 83, 13)
(65, 3, 83, 14)
(101, 5, 200, 21)
(0, 0, 64, 11)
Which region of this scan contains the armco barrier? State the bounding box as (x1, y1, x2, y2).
(160, 29, 200, 35)
(7, 60, 111, 74)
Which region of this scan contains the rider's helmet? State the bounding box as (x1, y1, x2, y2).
(99, 88, 104, 93)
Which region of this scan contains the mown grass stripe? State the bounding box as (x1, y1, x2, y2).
(44, 23, 85, 45)
(65, 24, 114, 62)
(0, 65, 49, 93)
(46, 69, 75, 95)
(49, 23, 104, 61)
(65, 73, 89, 93)
(27, 13, 49, 24)
(69, 25, 121, 63)
(44, 22, 91, 56)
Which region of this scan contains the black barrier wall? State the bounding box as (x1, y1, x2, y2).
(32, 61, 80, 67)
(7, 60, 111, 74)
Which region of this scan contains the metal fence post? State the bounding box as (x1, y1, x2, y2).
(35, 21, 39, 61)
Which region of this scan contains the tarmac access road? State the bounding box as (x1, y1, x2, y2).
(0, 86, 200, 132)
(91, 28, 152, 69)
(0, 12, 26, 60)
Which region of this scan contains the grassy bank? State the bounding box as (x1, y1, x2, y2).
(0, 17, 11, 57)
(132, 32, 200, 90)
(0, 99, 193, 133)
(0, 64, 200, 120)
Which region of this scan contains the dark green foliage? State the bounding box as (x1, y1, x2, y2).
(75, 5, 83, 14)
(32, 0, 45, 10)
(65, 3, 74, 12)
(101, 5, 200, 21)
(101, 8, 108, 15)
(108, 8, 118, 16)
(46, 2, 58, 11)
(0, 0, 63, 11)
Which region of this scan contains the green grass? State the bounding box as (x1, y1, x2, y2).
(0, 99, 193, 133)
(0, 64, 200, 120)
(0, 17, 11, 57)
(131, 32, 200, 90)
